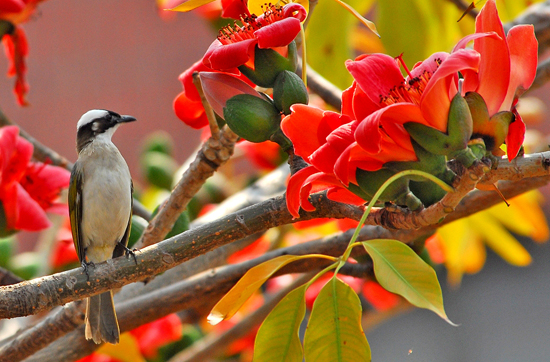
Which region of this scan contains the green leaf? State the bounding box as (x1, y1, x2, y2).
(253, 285, 307, 362)
(304, 277, 371, 362)
(362, 239, 456, 325)
(208, 254, 336, 325)
(167, 0, 216, 12)
(306, 0, 375, 89)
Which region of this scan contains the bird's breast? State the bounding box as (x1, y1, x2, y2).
(79, 144, 132, 262)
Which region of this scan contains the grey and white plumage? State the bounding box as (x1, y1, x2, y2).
(69, 109, 136, 344)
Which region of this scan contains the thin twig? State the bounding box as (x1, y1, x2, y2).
(296, 61, 342, 110)
(446, 0, 478, 19)
(0, 108, 72, 169)
(0, 266, 23, 286)
(136, 125, 238, 249)
(193, 72, 220, 140)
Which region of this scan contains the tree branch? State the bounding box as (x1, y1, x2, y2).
(136, 125, 238, 249)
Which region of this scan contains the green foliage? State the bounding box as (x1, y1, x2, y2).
(208, 254, 336, 325)
(306, 0, 375, 90)
(253, 285, 307, 362)
(128, 216, 148, 248)
(304, 277, 371, 362)
(362, 239, 455, 325)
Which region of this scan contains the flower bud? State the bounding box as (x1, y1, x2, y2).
(238, 41, 298, 88)
(223, 94, 282, 143)
(273, 70, 309, 115)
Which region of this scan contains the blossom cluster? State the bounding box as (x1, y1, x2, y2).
(282, 0, 537, 217)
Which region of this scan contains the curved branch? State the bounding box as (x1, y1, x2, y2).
(136, 125, 238, 249)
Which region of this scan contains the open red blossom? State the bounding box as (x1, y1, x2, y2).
(203, 3, 306, 70)
(282, 16, 502, 217)
(453, 0, 537, 159)
(0, 126, 69, 232)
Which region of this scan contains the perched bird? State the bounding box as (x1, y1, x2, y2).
(69, 109, 136, 344)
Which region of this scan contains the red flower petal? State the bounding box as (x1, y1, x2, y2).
(221, 0, 249, 19)
(173, 91, 208, 129)
(500, 25, 538, 112)
(326, 187, 365, 206)
(281, 104, 325, 159)
(506, 109, 525, 160)
(12, 183, 51, 231)
(473, 0, 510, 115)
(421, 49, 480, 131)
(345, 54, 404, 106)
(255, 17, 301, 49)
(309, 119, 355, 174)
(203, 38, 257, 70)
(286, 166, 318, 218)
(0, 0, 25, 13)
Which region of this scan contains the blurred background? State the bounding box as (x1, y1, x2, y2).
(0, 0, 209, 178)
(1, 1, 550, 361)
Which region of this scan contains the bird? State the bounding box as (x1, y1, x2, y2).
(68, 109, 136, 344)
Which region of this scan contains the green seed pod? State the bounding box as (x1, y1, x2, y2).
(273, 70, 309, 115)
(141, 151, 178, 190)
(127, 215, 148, 248)
(223, 94, 281, 143)
(238, 41, 298, 88)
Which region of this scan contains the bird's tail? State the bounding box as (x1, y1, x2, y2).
(85, 291, 120, 344)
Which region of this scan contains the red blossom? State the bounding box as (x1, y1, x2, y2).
(173, 60, 253, 129)
(130, 314, 183, 359)
(453, 0, 537, 159)
(0, 0, 48, 106)
(203, 3, 306, 71)
(237, 140, 284, 171)
(0, 126, 70, 233)
(362, 280, 400, 311)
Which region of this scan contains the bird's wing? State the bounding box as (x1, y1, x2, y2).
(113, 179, 133, 259)
(69, 161, 86, 263)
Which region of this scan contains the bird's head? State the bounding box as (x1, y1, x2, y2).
(76, 110, 136, 153)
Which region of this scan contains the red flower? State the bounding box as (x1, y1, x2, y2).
(50, 218, 79, 269)
(173, 91, 209, 129)
(282, 11, 499, 217)
(220, 0, 249, 19)
(203, 3, 306, 71)
(237, 140, 285, 171)
(0, 126, 70, 233)
(453, 0, 537, 159)
(362, 280, 400, 311)
(0, 0, 47, 106)
(130, 314, 182, 359)
(173, 60, 252, 129)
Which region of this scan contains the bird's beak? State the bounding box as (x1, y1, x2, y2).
(119, 115, 137, 123)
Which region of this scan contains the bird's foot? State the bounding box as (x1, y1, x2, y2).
(81, 260, 95, 280)
(118, 242, 138, 265)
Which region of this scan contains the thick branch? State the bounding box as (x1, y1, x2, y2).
(0, 194, 361, 320)
(17, 233, 381, 362)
